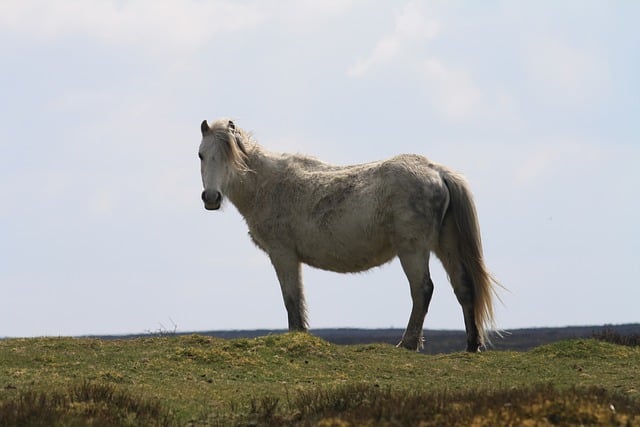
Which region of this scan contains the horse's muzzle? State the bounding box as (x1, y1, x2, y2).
(201, 190, 222, 210)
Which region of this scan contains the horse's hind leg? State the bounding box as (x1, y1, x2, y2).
(437, 250, 480, 352)
(397, 250, 434, 351)
(270, 252, 308, 331)
(451, 266, 480, 352)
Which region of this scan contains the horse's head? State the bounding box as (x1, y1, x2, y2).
(199, 119, 248, 210)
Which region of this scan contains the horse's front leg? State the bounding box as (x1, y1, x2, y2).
(269, 252, 308, 331)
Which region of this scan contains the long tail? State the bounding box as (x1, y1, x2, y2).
(440, 170, 501, 346)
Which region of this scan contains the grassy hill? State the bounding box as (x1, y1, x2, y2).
(1, 333, 639, 425)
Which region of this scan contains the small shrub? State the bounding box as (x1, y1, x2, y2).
(226, 383, 640, 426)
(592, 329, 640, 347)
(0, 381, 175, 426)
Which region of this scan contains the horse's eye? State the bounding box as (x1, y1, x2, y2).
(198, 153, 203, 160)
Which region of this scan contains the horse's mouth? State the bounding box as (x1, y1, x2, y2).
(204, 202, 221, 211)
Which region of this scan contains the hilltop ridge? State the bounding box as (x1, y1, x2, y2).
(91, 323, 640, 354)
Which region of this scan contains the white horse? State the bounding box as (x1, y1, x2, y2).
(199, 119, 500, 352)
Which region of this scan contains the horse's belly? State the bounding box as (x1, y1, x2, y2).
(296, 232, 396, 273)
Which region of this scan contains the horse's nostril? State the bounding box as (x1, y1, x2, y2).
(202, 190, 223, 208)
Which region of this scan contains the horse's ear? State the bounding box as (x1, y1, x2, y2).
(201, 120, 209, 135)
(228, 120, 236, 131)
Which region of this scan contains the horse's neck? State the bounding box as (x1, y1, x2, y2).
(226, 145, 278, 216)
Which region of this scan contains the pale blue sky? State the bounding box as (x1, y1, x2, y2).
(1, 1, 638, 337)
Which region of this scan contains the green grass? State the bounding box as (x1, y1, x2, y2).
(1, 333, 638, 425)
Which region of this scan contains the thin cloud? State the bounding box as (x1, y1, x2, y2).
(346, 1, 495, 123)
(347, 0, 440, 77)
(0, 0, 265, 56)
(268, 0, 356, 33)
(525, 36, 611, 106)
(513, 139, 603, 187)
(420, 58, 483, 120)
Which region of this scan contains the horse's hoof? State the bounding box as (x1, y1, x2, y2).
(396, 340, 421, 352)
(466, 343, 481, 353)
